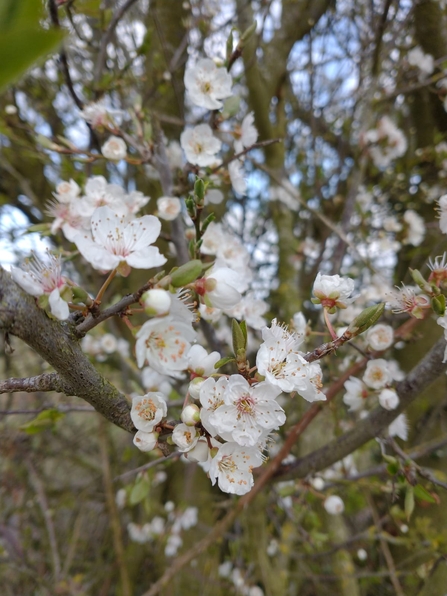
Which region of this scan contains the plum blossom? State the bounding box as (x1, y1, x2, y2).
(11, 252, 70, 320)
(130, 393, 167, 432)
(378, 388, 399, 410)
(187, 344, 221, 377)
(101, 136, 127, 160)
(209, 375, 284, 447)
(343, 376, 367, 411)
(184, 58, 232, 110)
(228, 160, 247, 195)
(73, 206, 166, 274)
(402, 210, 425, 246)
(157, 196, 181, 221)
(362, 359, 391, 390)
(180, 124, 222, 167)
(312, 273, 355, 311)
(199, 376, 228, 436)
(364, 116, 407, 168)
(234, 112, 258, 154)
(388, 413, 409, 441)
(388, 284, 430, 319)
(133, 430, 159, 452)
(136, 316, 195, 376)
(408, 47, 434, 76)
(54, 179, 80, 203)
(80, 100, 123, 128)
(196, 264, 247, 310)
(209, 442, 263, 495)
(366, 324, 394, 351)
(172, 423, 200, 452)
(227, 293, 268, 330)
(46, 198, 90, 242)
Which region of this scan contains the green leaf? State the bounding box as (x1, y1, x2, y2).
(413, 484, 437, 504)
(214, 356, 236, 369)
(129, 478, 150, 505)
(232, 319, 247, 355)
(19, 409, 65, 434)
(0, 28, 64, 92)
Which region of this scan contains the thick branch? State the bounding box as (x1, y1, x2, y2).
(0, 268, 134, 433)
(0, 372, 70, 394)
(278, 336, 447, 481)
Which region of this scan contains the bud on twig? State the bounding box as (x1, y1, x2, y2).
(347, 303, 385, 336)
(170, 260, 203, 287)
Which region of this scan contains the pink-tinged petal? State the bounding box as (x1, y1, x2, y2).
(126, 246, 167, 269)
(123, 214, 162, 250)
(10, 268, 44, 296)
(48, 288, 69, 320)
(74, 234, 121, 271)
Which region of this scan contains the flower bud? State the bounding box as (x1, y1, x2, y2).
(194, 177, 205, 204)
(432, 294, 446, 316)
(324, 495, 345, 515)
(181, 404, 201, 426)
(188, 377, 205, 399)
(185, 439, 209, 462)
(378, 388, 399, 410)
(142, 289, 172, 316)
(170, 260, 203, 287)
(347, 303, 385, 336)
(133, 430, 159, 452)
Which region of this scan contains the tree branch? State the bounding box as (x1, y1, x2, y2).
(278, 336, 447, 481)
(0, 372, 70, 394)
(0, 268, 135, 433)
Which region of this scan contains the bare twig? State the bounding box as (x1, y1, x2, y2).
(114, 451, 181, 482)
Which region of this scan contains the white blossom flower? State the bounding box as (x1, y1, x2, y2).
(209, 442, 263, 495)
(209, 375, 284, 447)
(343, 376, 367, 411)
(364, 116, 407, 168)
(388, 413, 409, 441)
(362, 359, 391, 390)
(157, 196, 181, 221)
(133, 430, 159, 452)
(180, 124, 222, 167)
(172, 423, 200, 452)
(226, 293, 268, 330)
(80, 101, 122, 128)
(187, 344, 221, 377)
(312, 273, 355, 310)
(324, 495, 345, 515)
(196, 264, 247, 310)
(378, 388, 399, 410)
(199, 376, 228, 436)
(101, 136, 127, 160)
(388, 284, 430, 319)
(184, 58, 232, 110)
(135, 316, 196, 375)
(100, 333, 118, 354)
(127, 522, 152, 544)
(366, 324, 394, 351)
(184, 438, 210, 462)
(73, 206, 166, 274)
(130, 393, 167, 431)
(292, 312, 308, 336)
(11, 252, 70, 320)
(408, 47, 434, 75)
(402, 209, 425, 246)
(228, 160, 247, 195)
(141, 366, 173, 394)
(234, 112, 258, 154)
(54, 179, 80, 203)
(46, 198, 91, 242)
